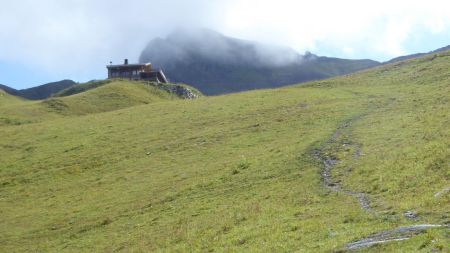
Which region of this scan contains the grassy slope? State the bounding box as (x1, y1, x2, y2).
(42, 80, 178, 115)
(0, 80, 178, 125)
(0, 52, 449, 252)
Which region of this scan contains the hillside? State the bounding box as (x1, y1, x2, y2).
(385, 45, 450, 64)
(0, 80, 76, 100)
(139, 29, 380, 95)
(1, 52, 449, 252)
(0, 80, 196, 126)
(41, 80, 181, 115)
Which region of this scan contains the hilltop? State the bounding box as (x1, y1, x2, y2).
(0, 80, 199, 125)
(0, 52, 449, 252)
(140, 29, 379, 95)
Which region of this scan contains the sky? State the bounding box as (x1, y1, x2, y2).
(1, 0, 450, 89)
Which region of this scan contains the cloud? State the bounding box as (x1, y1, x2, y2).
(1, 0, 450, 87)
(140, 28, 303, 69)
(0, 0, 225, 83)
(222, 0, 450, 58)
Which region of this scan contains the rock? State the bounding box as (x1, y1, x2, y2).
(345, 224, 445, 250)
(403, 211, 417, 219)
(158, 83, 200, 99)
(434, 186, 450, 198)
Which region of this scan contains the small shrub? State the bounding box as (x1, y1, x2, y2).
(237, 160, 250, 170)
(100, 218, 113, 226)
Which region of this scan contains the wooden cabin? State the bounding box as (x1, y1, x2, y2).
(106, 59, 168, 83)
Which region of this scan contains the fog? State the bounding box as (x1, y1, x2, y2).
(139, 28, 303, 68)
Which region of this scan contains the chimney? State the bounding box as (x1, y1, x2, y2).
(124, 59, 128, 65)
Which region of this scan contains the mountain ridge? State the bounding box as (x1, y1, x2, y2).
(384, 45, 450, 64)
(0, 79, 76, 100)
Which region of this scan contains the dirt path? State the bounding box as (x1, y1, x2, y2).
(311, 114, 448, 250)
(312, 115, 372, 212)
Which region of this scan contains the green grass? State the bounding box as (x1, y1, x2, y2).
(43, 80, 179, 115)
(0, 52, 449, 252)
(0, 80, 179, 125)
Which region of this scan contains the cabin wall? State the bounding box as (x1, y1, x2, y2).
(108, 67, 144, 80)
(107, 65, 168, 83)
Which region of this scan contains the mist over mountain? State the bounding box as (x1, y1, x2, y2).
(142, 28, 302, 67)
(0, 80, 76, 100)
(140, 29, 380, 95)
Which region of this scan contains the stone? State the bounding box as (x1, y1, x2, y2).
(403, 211, 417, 219)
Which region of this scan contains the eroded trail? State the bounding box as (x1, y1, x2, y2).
(311, 113, 448, 250)
(312, 115, 373, 212)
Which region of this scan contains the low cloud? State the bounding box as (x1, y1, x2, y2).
(140, 28, 302, 68)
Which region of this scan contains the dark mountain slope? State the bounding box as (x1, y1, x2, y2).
(0, 84, 20, 96)
(0, 80, 76, 100)
(140, 29, 379, 95)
